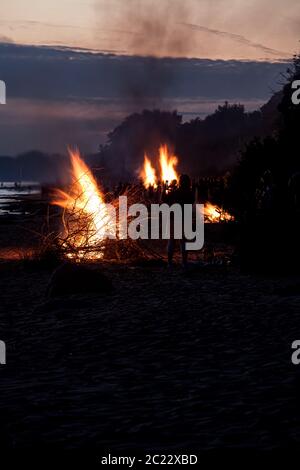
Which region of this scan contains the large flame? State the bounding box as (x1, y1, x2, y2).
(141, 155, 157, 188)
(159, 145, 178, 184)
(52, 149, 114, 259)
(140, 145, 179, 187)
(140, 146, 233, 223)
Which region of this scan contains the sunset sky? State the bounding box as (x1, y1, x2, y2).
(0, 0, 299, 155)
(1, 0, 299, 60)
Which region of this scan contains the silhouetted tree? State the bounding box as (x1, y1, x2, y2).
(227, 53, 300, 272)
(176, 102, 263, 176)
(97, 104, 266, 181)
(229, 53, 300, 219)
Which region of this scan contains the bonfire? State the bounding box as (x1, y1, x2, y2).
(140, 145, 233, 222)
(52, 149, 115, 260)
(52, 150, 152, 261)
(51, 145, 233, 262)
(140, 144, 179, 188)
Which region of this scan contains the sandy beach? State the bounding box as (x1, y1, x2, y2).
(1, 215, 300, 451)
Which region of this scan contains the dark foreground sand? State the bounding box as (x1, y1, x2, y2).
(0, 207, 300, 452)
(1, 251, 300, 451)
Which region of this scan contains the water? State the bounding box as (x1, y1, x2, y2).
(0, 181, 41, 215)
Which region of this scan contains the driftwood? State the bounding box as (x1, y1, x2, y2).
(29, 183, 163, 264)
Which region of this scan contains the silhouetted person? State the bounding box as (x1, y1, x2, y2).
(163, 174, 194, 267)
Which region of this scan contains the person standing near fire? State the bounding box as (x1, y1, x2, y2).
(162, 174, 195, 268)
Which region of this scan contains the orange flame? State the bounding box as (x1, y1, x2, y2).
(141, 155, 157, 188)
(140, 145, 179, 188)
(52, 149, 114, 259)
(159, 145, 178, 184)
(203, 202, 233, 223)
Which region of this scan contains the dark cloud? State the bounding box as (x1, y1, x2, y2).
(0, 42, 290, 154)
(0, 42, 289, 101)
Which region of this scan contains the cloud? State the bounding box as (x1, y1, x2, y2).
(0, 19, 84, 30)
(0, 42, 290, 154)
(91, 0, 298, 60)
(181, 22, 291, 59)
(1, 0, 299, 60)
(0, 42, 289, 100)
